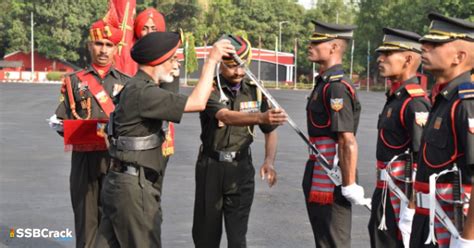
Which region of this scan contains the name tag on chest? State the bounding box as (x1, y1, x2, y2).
(239, 101, 260, 113)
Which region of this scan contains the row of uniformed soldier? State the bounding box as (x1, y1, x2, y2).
(365, 13, 474, 248)
(303, 12, 474, 248)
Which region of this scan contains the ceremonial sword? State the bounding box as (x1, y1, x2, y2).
(231, 53, 371, 211)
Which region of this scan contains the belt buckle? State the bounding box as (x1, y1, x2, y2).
(416, 192, 429, 208)
(219, 151, 236, 162)
(379, 169, 388, 181)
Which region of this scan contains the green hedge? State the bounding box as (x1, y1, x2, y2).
(46, 71, 65, 81)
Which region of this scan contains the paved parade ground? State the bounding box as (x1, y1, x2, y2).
(0, 83, 385, 247)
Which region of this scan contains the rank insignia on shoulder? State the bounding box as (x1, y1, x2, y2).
(328, 74, 343, 82)
(458, 82, 474, 99)
(415, 112, 429, 127)
(330, 98, 343, 112)
(405, 84, 425, 97)
(387, 108, 392, 118)
(469, 118, 474, 134)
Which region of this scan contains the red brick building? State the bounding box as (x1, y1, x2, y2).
(0, 51, 79, 81)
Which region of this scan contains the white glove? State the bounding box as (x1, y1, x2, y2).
(341, 183, 371, 206)
(450, 236, 474, 248)
(47, 114, 63, 132)
(398, 203, 415, 248)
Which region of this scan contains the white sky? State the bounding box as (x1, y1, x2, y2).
(298, 0, 313, 9)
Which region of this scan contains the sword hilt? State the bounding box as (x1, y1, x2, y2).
(404, 150, 413, 200)
(452, 163, 464, 231)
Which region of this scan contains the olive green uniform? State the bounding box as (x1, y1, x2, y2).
(192, 76, 277, 248)
(54, 66, 129, 248)
(155, 77, 179, 194)
(94, 70, 187, 248)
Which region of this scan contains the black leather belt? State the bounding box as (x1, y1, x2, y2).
(201, 146, 250, 162)
(110, 160, 159, 183)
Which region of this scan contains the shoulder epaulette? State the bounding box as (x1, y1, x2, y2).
(64, 69, 83, 78)
(328, 73, 344, 82)
(116, 69, 132, 79)
(244, 78, 257, 86)
(458, 82, 474, 99)
(405, 84, 426, 97)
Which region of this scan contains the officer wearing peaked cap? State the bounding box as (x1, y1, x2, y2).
(309, 20, 357, 42)
(304, 20, 368, 248)
(192, 35, 287, 248)
(368, 27, 431, 248)
(409, 13, 474, 248)
(94, 32, 235, 248)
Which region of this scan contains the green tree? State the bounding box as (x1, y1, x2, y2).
(185, 32, 198, 75)
(354, 0, 474, 84)
(1, 0, 108, 67)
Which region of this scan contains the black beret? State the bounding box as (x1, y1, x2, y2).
(376, 28, 422, 53)
(131, 32, 181, 66)
(310, 20, 357, 43)
(420, 12, 474, 43)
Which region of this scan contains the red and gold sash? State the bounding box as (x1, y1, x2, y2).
(61, 70, 114, 151)
(76, 71, 115, 117)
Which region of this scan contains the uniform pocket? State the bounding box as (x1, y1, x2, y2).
(309, 100, 326, 113)
(425, 127, 448, 149)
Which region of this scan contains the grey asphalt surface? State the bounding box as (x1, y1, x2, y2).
(0, 83, 385, 248)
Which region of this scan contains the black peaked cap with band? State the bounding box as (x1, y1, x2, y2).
(131, 31, 181, 66)
(376, 27, 422, 53)
(420, 12, 474, 43)
(310, 20, 357, 43)
(219, 34, 252, 65)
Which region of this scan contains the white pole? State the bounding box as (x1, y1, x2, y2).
(277, 21, 289, 89)
(31, 12, 34, 81)
(367, 40, 370, 92)
(293, 38, 297, 90)
(350, 39, 354, 81)
(184, 37, 188, 86)
(312, 62, 316, 88)
(258, 36, 262, 85)
(336, 11, 339, 24)
(275, 35, 279, 89)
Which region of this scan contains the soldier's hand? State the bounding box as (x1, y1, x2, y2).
(208, 39, 236, 63)
(260, 163, 277, 187)
(260, 108, 287, 125)
(341, 183, 372, 206)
